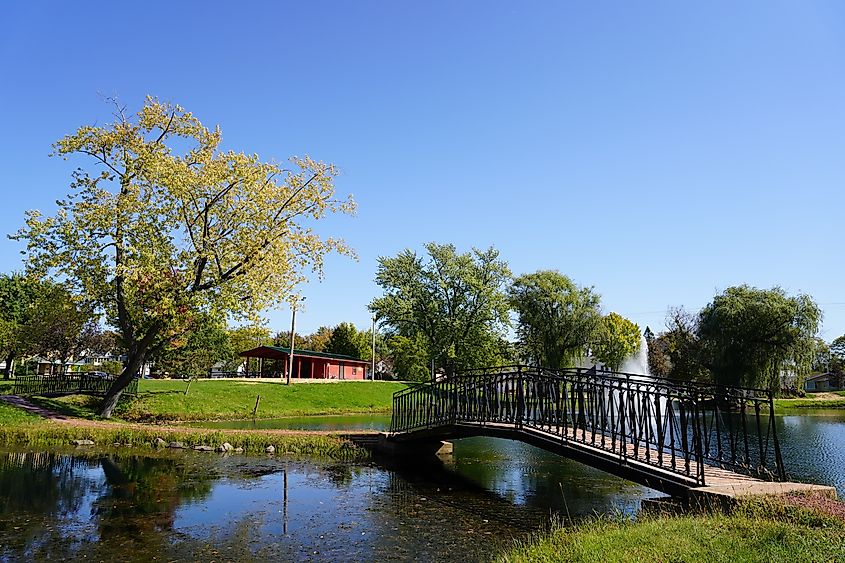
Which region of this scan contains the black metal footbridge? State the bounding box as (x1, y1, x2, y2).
(388, 366, 786, 496)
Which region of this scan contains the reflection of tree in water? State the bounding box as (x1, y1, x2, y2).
(0, 451, 98, 558)
(449, 439, 656, 517)
(94, 454, 216, 536)
(0, 450, 219, 561)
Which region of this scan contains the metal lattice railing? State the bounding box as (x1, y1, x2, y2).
(390, 366, 785, 486)
(12, 374, 139, 397)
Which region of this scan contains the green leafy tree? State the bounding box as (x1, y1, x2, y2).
(227, 325, 271, 372)
(0, 274, 43, 377)
(830, 335, 845, 373)
(272, 330, 309, 351)
(303, 326, 333, 352)
(151, 314, 231, 378)
(698, 285, 821, 390)
(593, 312, 641, 372)
(508, 270, 601, 368)
(370, 243, 511, 376)
(14, 98, 354, 417)
(387, 333, 431, 382)
(325, 322, 370, 360)
(29, 285, 101, 373)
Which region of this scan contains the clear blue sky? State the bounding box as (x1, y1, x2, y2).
(1, 1, 843, 341)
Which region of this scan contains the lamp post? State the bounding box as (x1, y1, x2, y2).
(287, 296, 306, 385)
(371, 314, 377, 380)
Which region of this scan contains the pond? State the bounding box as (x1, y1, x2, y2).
(0, 442, 658, 561)
(0, 410, 842, 561)
(187, 410, 845, 497)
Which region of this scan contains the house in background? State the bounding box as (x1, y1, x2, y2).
(239, 346, 370, 380)
(804, 372, 843, 392)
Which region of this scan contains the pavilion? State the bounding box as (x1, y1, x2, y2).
(239, 346, 369, 380)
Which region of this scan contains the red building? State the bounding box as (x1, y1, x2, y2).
(239, 346, 370, 380)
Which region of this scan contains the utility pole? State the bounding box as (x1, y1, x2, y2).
(287, 297, 305, 385)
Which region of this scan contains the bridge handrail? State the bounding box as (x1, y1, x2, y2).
(389, 365, 784, 485)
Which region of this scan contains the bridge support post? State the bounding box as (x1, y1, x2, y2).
(375, 434, 453, 458)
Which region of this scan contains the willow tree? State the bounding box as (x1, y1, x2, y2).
(698, 285, 821, 391)
(508, 270, 601, 369)
(15, 98, 355, 416)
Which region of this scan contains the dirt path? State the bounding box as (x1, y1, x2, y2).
(0, 394, 378, 437)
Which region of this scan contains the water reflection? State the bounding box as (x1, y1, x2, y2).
(0, 445, 647, 562)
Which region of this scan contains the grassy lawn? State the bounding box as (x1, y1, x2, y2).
(115, 379, 407, 422)
(0, 401, 43, 425)
(500, 500, 845, 562)
(773, 391, 845, 410)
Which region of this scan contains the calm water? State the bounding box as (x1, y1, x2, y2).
(0, 410, 842, 561)
(777, 410, 845, 496)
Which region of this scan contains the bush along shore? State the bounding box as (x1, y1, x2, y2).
(498, 496, 845, 563)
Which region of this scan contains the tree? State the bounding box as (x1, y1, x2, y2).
(325, 322, 370, 360)
(387, 333, 430, 382)
(303, 326, 333, 352)
(227, 325, 271, 372)
(647, 333, 673, 377)
(370, 243, 511, 376)
(593, 312, 641, 372)
(830, 335, 845, 373)
(508, 271, 601, 369)
(151, 313, 231, 378)
(660, 307, 707, 381)
(14, 98, 354, 416)
(0, 274, 42, 378)
(698, 285, 821, 390)
(29, 285, 101, 373)
(272, 330, 309, 351)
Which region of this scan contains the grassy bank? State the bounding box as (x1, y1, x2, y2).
(774, 391, 845, 411)
(500, 499, 845, 562)
(79, 379, 407, 422)
(0, 420, 367, 463)
(0, 397, 370, 460)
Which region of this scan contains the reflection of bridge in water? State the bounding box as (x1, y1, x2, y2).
(386, 366, 834, 499)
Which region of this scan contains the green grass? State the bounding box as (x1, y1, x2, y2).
(500, 499, 845, 563)
(0, 402, 42, 424)
(30, 394, 108, 419)
(114, 379, 407, 422)
(773, 395, 845, 410)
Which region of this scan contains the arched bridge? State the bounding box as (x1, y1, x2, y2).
(388, 366, 788, 497)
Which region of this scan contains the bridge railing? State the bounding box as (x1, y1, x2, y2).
(12, 374, 139, 397)
(390, 366, 784, 485)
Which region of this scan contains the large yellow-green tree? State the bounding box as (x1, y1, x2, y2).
(15, 98, 355, 416)
(592, 312, 641, 372)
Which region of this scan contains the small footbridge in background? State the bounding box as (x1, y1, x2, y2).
(386, 365, 801, 498)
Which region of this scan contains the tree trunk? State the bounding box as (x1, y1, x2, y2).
(98, 352, 146, 418)
(3, 353, 14, 380)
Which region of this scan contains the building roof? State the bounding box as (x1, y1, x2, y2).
(239, 345, 369, 365)
(805, 372, 836, 382)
